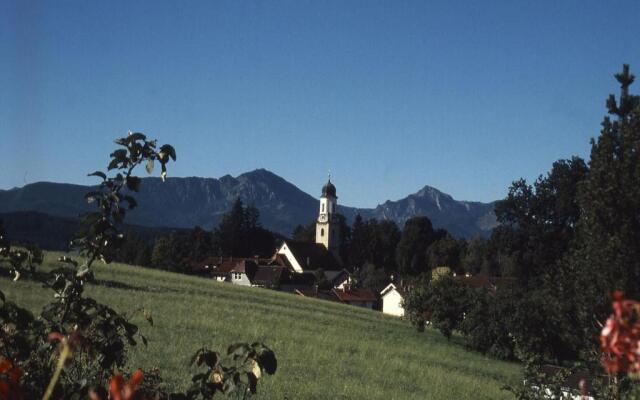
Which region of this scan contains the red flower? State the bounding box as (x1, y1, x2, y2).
(109, 369, 144, 400)
(0, 358, 24, 400)
(600, 291, 640, 374)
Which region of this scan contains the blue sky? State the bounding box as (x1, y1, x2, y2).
(1, 1, 639, 208)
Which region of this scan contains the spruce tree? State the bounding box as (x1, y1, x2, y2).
(349, 214, 368, 269)
(568, 65, 640, 358)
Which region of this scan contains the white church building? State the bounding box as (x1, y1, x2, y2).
(275, 178, 344, 273)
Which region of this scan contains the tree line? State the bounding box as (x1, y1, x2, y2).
(113, 185, 516, 290)
(109, 198, 278, 273)
(402, 65, 640, 397)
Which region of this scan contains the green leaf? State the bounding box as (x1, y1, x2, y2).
(160, 144, 177, 161)
(227, 343, 251, 356)
(258, 349, 277, 375)
(129, 132, 147, 141)
(108, 158, 120, 170)
(189, 348, 209, 366)
(126, 176, 141, 192)
(111, 149, 127, 160)
(145, 159, 154, 174)
(204, 351, 220, 368)
(87, 171, 107, 180)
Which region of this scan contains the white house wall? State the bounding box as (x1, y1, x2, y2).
(382, 290, 405, 317)
(230, 272, 252, 286)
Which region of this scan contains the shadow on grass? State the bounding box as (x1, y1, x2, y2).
(91, 278, 180, 294)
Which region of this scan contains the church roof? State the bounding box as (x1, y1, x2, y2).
(282, 240, 342, 270)
(321, 179, 337, 198)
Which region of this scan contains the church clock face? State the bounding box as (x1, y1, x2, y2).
(318, 213, 328, 222)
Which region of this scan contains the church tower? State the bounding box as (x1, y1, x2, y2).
(316, 177, 340, 259)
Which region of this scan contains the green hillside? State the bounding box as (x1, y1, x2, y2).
(1, 252, 520, 399)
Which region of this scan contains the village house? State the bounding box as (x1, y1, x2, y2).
(279, 271, 318, 293)
(266, 178, 356, 290)
(251, 265, 287, 289)
(321, 269, 350, 289)
(191, 258, 258, 286)
(267, 178, 378, 306)
(274, 241, 342, 273)
(274, 178, 343, 273)
(380, 283, 408, 317)
(379, 273, 514, 318)
(332, 286, 378, 309)
(193, 178, 379, 309)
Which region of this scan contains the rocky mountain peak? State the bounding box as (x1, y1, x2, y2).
(0, 169, 498, 238)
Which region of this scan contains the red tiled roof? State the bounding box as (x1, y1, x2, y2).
(332, 288, 378, 302)
(209, 260, 258, 278)
(295, 289, 341, 302)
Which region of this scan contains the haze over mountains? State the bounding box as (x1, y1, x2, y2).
(0, 169, 498, 239)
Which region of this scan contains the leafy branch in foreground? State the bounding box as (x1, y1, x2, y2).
(0, 132, 276, 399)
(73, 132, 176, 267)
(185, 343, 277, 400)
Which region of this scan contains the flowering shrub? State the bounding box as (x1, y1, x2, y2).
(601, 291, 640, 376)
(0, 358, 24, 400)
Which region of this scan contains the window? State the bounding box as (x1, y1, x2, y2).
(321, 228, 324, 237)
(322, 203, 325, 212)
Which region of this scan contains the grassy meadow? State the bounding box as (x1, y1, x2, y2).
(1, 252, 521, 399)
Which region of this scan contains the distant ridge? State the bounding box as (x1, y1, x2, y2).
(0, 169, 498, 239)
(0, 211, 187, 251)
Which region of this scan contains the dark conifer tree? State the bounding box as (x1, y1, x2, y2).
(395, 216, 438, 277)
(375, 219, 401, 273)
(568, 65, 640, 352)
(349, 214, 368, 269)
(291, 223, 315, 242)
(213, 198, 275, 257)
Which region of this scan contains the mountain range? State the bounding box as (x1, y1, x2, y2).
(0, 169, 498, 239)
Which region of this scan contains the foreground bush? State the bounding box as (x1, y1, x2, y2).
(0, 132, 276, 399)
